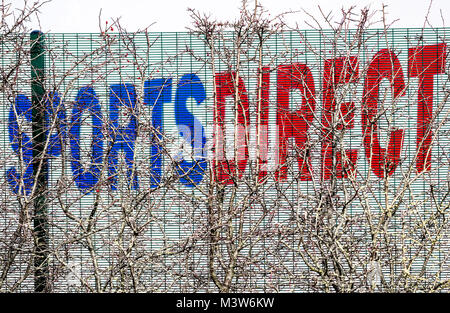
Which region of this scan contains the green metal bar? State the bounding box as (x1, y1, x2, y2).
(30, 30, 49, 293)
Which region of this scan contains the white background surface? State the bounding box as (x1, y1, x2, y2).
(12, 0, 450, 32)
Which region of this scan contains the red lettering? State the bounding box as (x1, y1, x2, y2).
(321, 56, 359, 179)
(256, 67, 270, 181)
(362, 49, 406, 178)
(408, 43, 447, 172)
(276, 63, 316, 181)
(213, 72, 250, 184)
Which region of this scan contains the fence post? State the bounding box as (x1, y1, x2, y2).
(30, 30, 49, 292)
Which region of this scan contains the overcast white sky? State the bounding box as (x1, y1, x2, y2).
(13, 0, 450, 32)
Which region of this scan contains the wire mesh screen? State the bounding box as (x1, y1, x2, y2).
(0, 28, 449, 292)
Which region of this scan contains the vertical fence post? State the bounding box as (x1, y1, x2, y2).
(30, 30, 49, 292)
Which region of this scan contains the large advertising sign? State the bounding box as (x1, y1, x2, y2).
(0, 28, 449, 291)
(4, 31, 449, 191)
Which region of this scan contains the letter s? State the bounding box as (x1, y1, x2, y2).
(175, 73, 207, 187)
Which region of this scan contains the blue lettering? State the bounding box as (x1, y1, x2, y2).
(174, 73, 207, 187)
(70, 87, 104, 192)
(46, 92, 67, 157)
(144, 78, 172, 188)
(7, 93, 66, 194)
(7, 95, 34, 194)
(108, 83, 138, 190)
(7, 75, 208, 193)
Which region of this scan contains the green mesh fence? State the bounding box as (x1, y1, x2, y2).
(0, 28, 449, 292)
